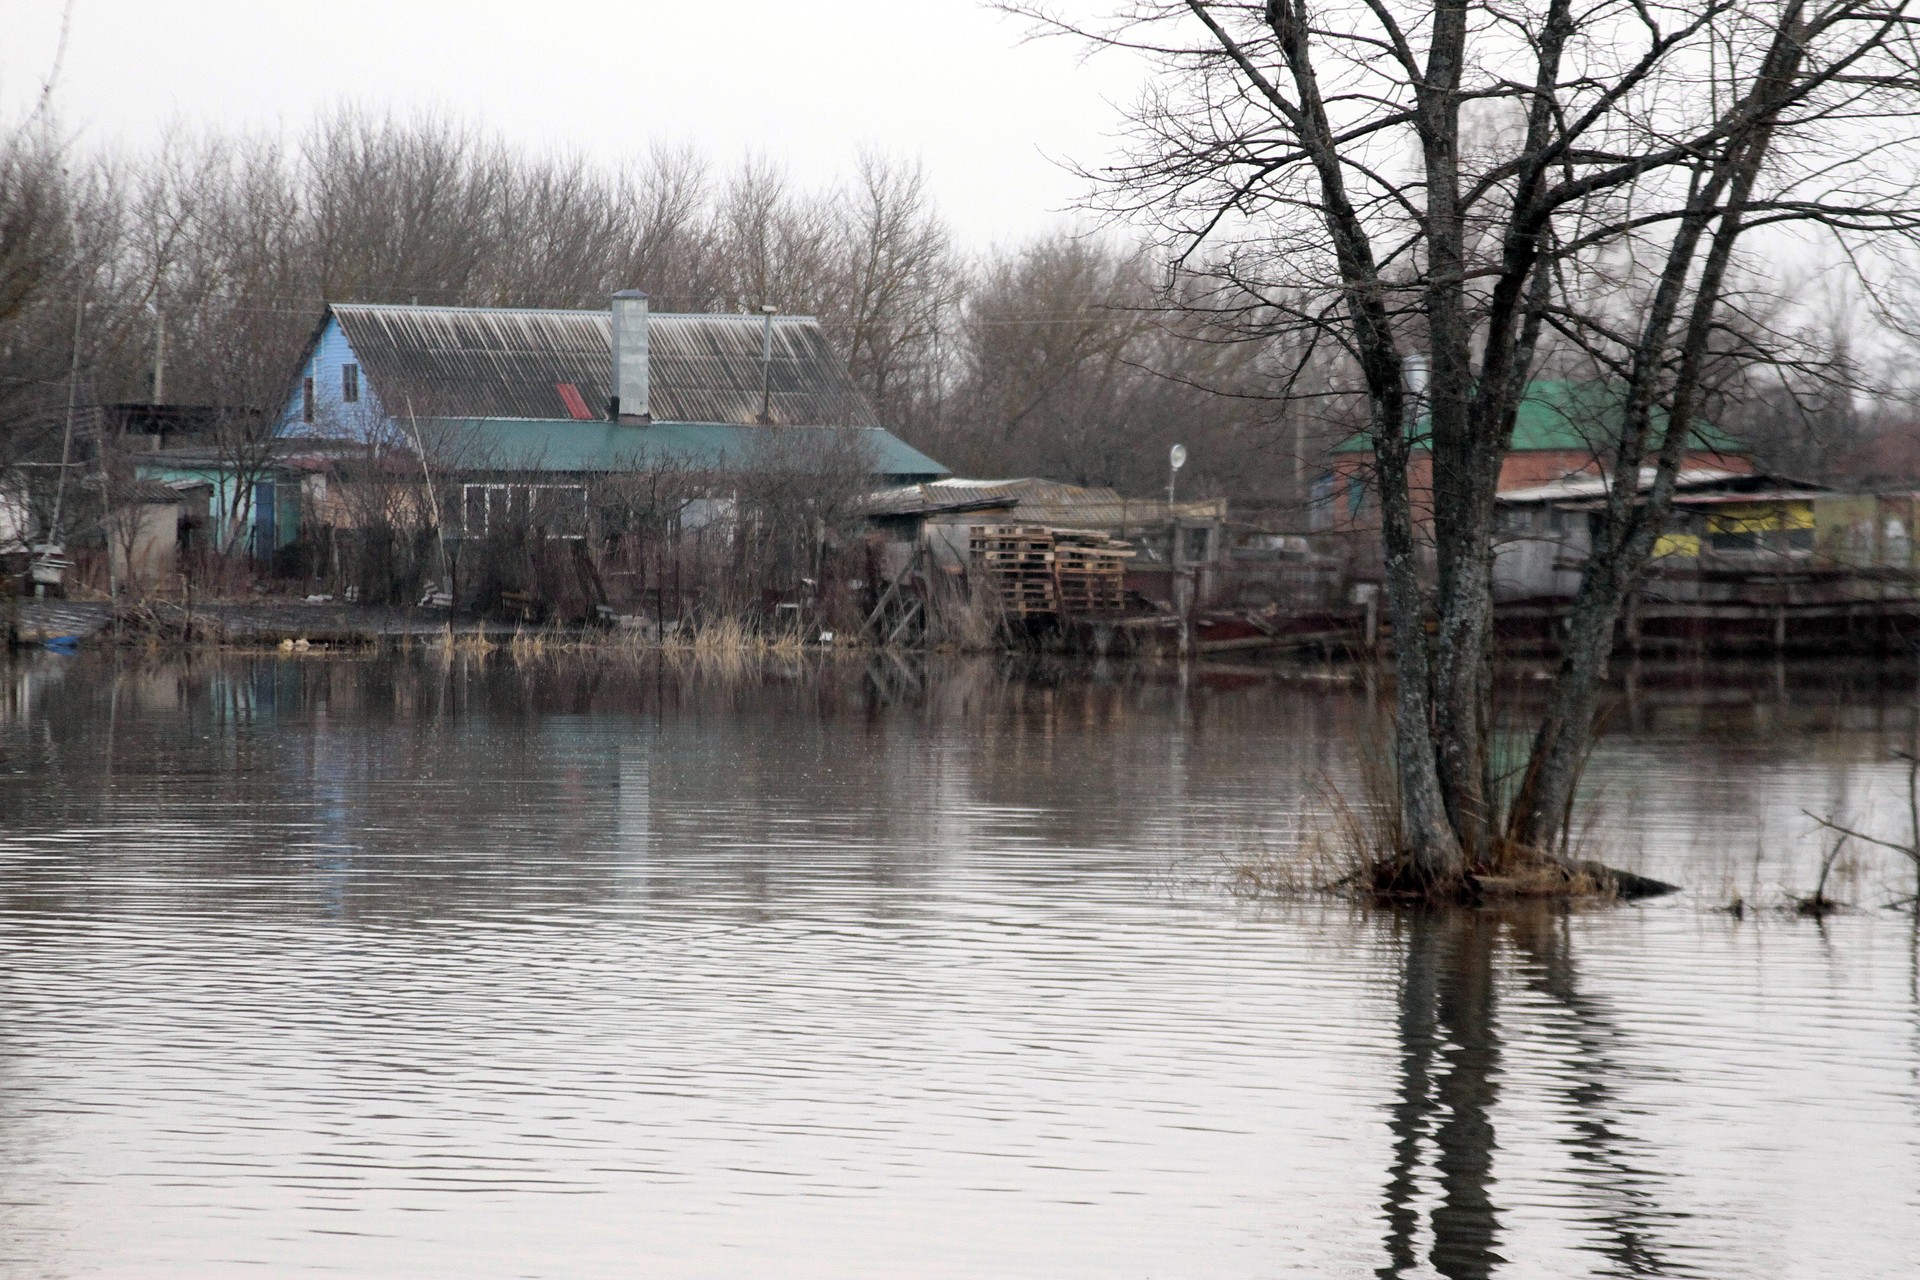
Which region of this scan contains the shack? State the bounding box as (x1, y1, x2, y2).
(1493, 469, 1826, 601)
(137, 440, 368, 563)
(101, 478, 187, 592)
(862, 477, 1228, 611)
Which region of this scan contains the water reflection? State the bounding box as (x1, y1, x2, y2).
(0, 652, 1917, 1277)
(1379, 911, 1502, 1279)
(1379, 909, 1702, 1279)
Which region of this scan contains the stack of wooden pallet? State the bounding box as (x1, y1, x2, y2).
(969, 525, 1058, 616)
(970, 525, 1135, 618)
(1053, 529, 1133, 616)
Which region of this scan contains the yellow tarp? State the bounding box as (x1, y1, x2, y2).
(1704, 501, 1814, 534)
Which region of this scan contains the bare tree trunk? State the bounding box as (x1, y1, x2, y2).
(1416, 0, 1496, 865)
(1510, 7, 1814, 850)
(1258, 0, 1463, 879)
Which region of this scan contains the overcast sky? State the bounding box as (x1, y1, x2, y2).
(0, 0, 1149, 249)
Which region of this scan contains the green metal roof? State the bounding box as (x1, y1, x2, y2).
(1333, 380, 1745, 455)
(414, 418, 948, 480)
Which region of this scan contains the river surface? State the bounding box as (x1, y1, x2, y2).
(0, 652, 1916, 1278)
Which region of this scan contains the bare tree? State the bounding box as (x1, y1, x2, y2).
(958, 235, 1154, 467)
(1014, 0, 1920, 888)
(829, 152, 959, 423)
(934, 234, 1284, 496)
(0, 121, 77, 470)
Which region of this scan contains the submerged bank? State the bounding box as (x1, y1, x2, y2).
(6, 595, 1190, 658)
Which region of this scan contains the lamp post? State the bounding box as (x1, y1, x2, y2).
(1168, 443, 1191, 653)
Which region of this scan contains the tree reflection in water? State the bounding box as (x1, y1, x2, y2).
(1379, 908, 1692, 1279)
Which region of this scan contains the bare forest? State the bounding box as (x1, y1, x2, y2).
(0, 108, 1342, 516)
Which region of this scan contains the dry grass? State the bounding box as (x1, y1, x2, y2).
(1207, 829, 1368, 899)
(923, 576, 1005, 652)
(100, 599, 226, 649)
(1209, 686, 1668, 906)
(434, 625, 495, 656)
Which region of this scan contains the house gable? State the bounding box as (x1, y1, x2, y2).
(280, 314, 392, 441)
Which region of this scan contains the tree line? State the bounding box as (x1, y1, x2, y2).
(0, 108, 1350, 515)
(5, 98, 1917, 530)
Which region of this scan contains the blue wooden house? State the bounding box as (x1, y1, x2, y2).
(145, 293, 946, 557)
(281, 293, 942, 471)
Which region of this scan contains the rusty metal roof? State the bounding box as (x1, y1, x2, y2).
(329, 303, 879, 427)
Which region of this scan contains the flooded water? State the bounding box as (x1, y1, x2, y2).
(0, 652, 1915, 1278)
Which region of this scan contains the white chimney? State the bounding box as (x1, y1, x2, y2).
(1401, 352, 1430, 399)
(611, 290, 650, 423)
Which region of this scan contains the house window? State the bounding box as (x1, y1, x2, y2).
(1347, 475, 1366, 519)
(302, 376, 315, 423)
(460, 483, 588, 539)
(1184, 525, 1211, 563)
(342, 364, 360, 403)
(1309, 473, 1335, 531)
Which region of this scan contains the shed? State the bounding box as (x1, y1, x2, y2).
(864, 477, 1226, 568)
(1493, 469, 1831, 600)
(104, 478, 186, 590)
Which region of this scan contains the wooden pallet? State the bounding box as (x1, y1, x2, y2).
(972, 524, 1137, 618)
(972, 525, 1057, 615)
(1054, 537, 1132, 618)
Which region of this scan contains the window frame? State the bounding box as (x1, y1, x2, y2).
(460, 482, 590, 539)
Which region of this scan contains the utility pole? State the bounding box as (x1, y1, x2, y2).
(1168, 443, 1190, 652)
(37, 287, 86, 597)
(152, 307, 167, 403)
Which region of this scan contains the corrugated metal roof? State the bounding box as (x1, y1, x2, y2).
(330, 303, 879, 427)
(864, 477, 1225, 526)
(415, 418, 947, 481)
(1498, 467, 1742, 505)
(103, 477, 185, 505)
(1498, 467, 1826, 506)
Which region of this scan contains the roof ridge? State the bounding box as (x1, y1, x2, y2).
(329, 301, 822, 323)
(416, 416, 887, 430)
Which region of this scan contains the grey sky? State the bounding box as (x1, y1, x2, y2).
(0, 0, 1148, 249)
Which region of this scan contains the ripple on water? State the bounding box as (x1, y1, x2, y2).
(0, 653, 1916, 1278)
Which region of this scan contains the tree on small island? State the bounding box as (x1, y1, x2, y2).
(1010, 0, 1920, 896)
